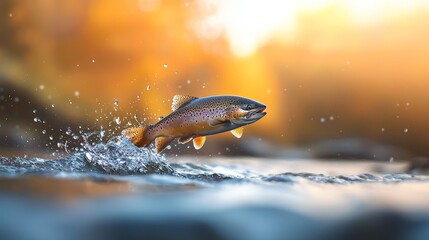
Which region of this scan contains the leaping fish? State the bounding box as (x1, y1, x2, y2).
(122, 95, 267, 153)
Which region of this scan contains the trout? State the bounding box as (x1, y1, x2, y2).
(122, 95, 267, 153)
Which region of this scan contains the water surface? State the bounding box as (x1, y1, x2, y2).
(1, 137, 429, 240)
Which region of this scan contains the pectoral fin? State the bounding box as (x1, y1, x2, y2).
(193, 136, 206, 150)
(208, 119, 230, 127)
(155, 136, 174, 153)
(178, 136, 193, 144)
(230, 127, 243, 138)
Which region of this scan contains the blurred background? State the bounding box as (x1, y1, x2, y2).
(1, 0, 429, 159)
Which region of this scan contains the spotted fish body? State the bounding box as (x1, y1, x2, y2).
(122, 95, 267, 153)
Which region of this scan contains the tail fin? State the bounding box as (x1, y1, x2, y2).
(121, 126, 152, 147)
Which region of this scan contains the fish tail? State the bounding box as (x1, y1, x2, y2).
(121, 125, 153, 147)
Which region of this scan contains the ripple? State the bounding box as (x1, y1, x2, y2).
(263, 172, 428, 184)
(1, 137, 429, 185)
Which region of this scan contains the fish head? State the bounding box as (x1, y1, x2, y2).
(227, 98, 267, 125)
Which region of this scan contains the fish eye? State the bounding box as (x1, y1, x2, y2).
(242, 104, 254, 110)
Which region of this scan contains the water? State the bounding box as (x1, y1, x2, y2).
(1, 136, 426, 184)
(1, 136, 429, 240)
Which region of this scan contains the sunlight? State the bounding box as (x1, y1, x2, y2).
(195, 0, 300, 57)
(214, 0, 299, 57)
(194, 0, 427, 57)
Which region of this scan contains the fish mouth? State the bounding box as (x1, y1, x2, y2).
(242, 106, 267, 123)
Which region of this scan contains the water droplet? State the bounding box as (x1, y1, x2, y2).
(66, 128, 72, 135)
(49, 136, 53, 140)
(85, 152, 93, 161)
(113, 99, 119, 106)
(74, 91, 80, 97)
(33, 117, 40, 122)
(33, 109, 37, 113)
(187, 79, 191, 84)
(114, 117, 121, 125)
(381, 128, 385, 132)
(146, 85, 150, 91)
(329, 116, 334, 121)
(404, 128, 409, 133)
(320, 118, 326, 123)
(51, 104, 55, 108)
(42, 130, 46, 134)
(91, 59, 95, 63)
(389, 157, 394, 163)
(166, 145, 171, 150)
(163, 64, 168, 68)
(14, 97, 20, 103)
(39, 85, 45, 90)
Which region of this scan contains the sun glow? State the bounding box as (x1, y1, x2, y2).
(194, 0, 427, 57)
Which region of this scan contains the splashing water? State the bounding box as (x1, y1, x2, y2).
(82, 135, 174, 175)
(0, 130, 173, 176)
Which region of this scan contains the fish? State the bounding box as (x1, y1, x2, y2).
(122, 95, 267, 153)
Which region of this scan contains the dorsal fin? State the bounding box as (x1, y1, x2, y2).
(172, 95, 198, 111)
